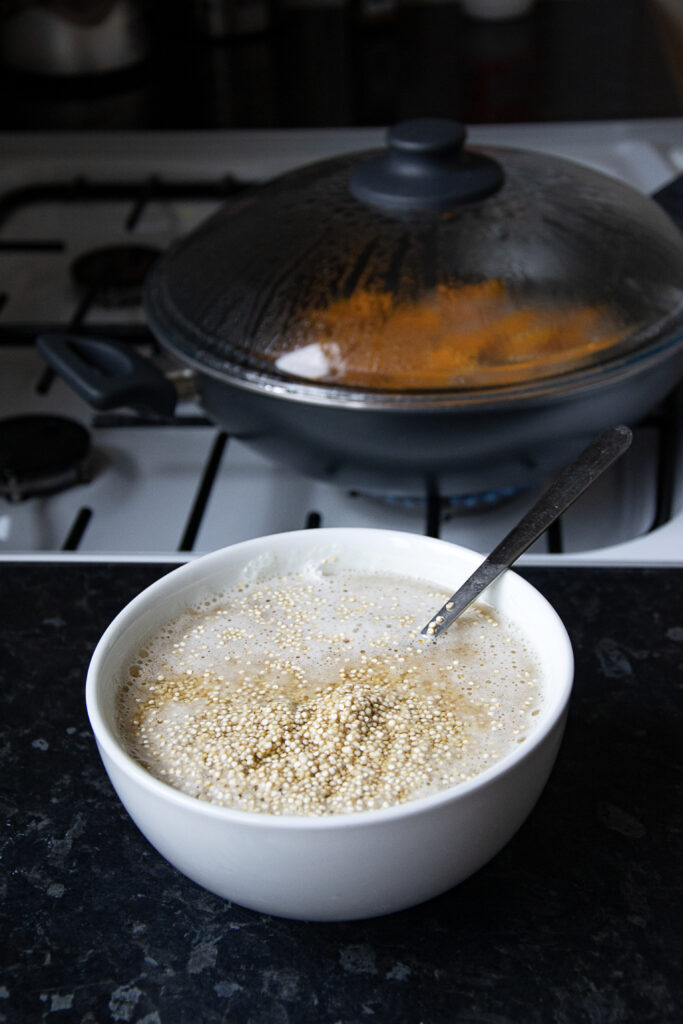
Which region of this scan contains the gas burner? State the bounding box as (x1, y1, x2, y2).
(0, 415, 91, 502)
(358, 485, 526, 515)
(441, 486, 527, 515)
(71, 244, 161, 308)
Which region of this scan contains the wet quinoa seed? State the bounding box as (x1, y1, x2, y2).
(117, 567, 544, 816)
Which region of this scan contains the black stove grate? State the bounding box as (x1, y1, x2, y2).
(1, 173, 680, 555)
(0, 173, 253, 345)
(48, 399, 678, 556)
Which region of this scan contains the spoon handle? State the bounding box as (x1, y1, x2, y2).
(420, 424, 633, 640)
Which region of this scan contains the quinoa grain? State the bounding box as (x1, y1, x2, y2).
(117, 569, 543, 815)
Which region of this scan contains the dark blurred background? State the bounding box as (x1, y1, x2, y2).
(0, 0, 681, 130)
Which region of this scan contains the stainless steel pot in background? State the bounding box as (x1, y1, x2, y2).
(0, 0, 149, 76)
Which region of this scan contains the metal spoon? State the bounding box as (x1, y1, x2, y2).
(420, 424, 633, 641)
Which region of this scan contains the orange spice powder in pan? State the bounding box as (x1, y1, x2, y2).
(277, 281, 628, 389)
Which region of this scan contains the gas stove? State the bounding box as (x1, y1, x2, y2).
(1, 121, 682, 564)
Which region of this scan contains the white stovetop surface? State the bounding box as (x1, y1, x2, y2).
(2, 118, 683, 188)
(1, 120, 682, 564)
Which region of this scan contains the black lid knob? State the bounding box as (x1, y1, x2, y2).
(350, 118, 504, 213)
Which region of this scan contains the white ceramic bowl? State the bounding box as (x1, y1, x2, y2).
(87, 528, 573, 921)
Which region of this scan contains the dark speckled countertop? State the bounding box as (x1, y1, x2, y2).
(1, 562, 682, 1023)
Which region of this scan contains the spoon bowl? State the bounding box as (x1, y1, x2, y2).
(86, 527, 573, 920)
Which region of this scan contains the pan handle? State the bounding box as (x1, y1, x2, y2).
(36, 333, 177, 416)
(652, 173, 683, 234)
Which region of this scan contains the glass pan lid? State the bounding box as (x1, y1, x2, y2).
(145, 123, 683, 395)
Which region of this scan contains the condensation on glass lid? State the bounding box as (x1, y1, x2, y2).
(270, 280, 632, 391)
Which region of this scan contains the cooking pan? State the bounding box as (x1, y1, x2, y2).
(37, 120, 683, 498)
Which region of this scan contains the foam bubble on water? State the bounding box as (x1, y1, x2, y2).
(117, 569, 545, 815)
